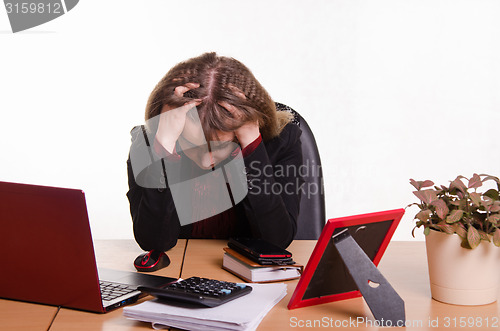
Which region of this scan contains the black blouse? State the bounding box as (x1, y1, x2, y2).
(126, 119, 304, 251)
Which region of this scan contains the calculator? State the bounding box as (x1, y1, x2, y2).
(138, 276, 252, 308)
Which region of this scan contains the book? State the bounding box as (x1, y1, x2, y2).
(222, 247, 303, 283)
(123, 283, 287, 331)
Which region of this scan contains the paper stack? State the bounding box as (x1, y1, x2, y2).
(123, 283, 287, 331)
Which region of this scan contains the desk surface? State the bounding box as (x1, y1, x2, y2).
(2, 239, 499, 331)
(181, 240, 500, 330)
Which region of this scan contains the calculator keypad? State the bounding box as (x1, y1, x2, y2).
(167, 277, 246, 298)
(139, 276, 252, 307)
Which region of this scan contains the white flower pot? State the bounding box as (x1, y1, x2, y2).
(425, 229, 500, 305)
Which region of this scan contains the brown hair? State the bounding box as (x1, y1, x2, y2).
(145, 52, 291, 141)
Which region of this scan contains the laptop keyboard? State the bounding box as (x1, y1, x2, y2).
(99, 280, 138, 301)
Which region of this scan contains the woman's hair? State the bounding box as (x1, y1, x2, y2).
(145, 52, 292, 141)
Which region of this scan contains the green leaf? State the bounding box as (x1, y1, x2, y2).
(493, 229, 500, 247)
(449, 200, 466, 209)
(480, 175, 500, 185)
(410, 179, 434, 190)
(478, 230, 491, 242)
(484, 189, 499, 201)
(453, 223, 467, 239)
(487, 214, 500, 225)
(421, 180, 434, 188)
(434, 187, 444, 194)
(413, 189, 438, 204)
(450, 177, 467, 194)
(415, 209, 431, 222)
(468, 173, 483, 189)
(424, 226, 430, 236)
(431, 199, 449, 220)
(446, 210, 464, 224)
(469, 192, 482, 207)
(482, 196, 494, 207)
(409, 179, 419, 190)
(488, 202, 500, 213)
(436, 222, 455, 234)
(481, 175, 500, 192)
(467, 226, 481, 249)
(461, 239, 472, 249)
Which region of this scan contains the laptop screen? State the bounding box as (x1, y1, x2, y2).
(0, 181, 104, 312)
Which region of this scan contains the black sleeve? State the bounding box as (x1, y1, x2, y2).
(126, 126, 181, 252)
(240, 124, 304, 249)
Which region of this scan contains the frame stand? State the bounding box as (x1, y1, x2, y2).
(333, 229, 405, 327)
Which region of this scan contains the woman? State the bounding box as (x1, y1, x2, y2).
(127, 52, 304, 271)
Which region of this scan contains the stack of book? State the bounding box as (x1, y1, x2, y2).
(222, 247, 303, 283)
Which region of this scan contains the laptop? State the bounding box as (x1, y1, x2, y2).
(0, 181, 176, 313)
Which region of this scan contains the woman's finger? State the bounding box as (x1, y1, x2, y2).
(218, 101, 243, 119)
(228, 84, 246, 100)
(180, 99, 202, 113)
(174, 83, 200, 97)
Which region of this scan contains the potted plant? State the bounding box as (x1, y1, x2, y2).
(409, 174, 500, 305)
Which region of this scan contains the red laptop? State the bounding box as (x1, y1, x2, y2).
(0, 181, 175, 313)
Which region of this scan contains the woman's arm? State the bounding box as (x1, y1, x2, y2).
(128, 92, 200, 251)
(240, 123, 304, 249)
(126, 126, 181, 251)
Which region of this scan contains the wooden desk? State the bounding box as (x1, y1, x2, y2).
(0, 239, 183, 331)
(0, 299, 58, 331)
(2, 239, 500, 330)
(181, 240, 500, 330)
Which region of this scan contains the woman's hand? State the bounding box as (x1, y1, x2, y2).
(234, 120, 260, 149)
(156, 83, 200, 153)
(218, 101, 260, 149)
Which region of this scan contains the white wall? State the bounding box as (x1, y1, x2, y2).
(1, 0, 499, 242)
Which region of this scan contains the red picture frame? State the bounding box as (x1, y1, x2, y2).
(288, 208, 405, 310)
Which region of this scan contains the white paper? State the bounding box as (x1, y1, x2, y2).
(123, 283, 287, 331)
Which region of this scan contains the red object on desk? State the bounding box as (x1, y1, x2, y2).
(288, 208, 405, 310)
